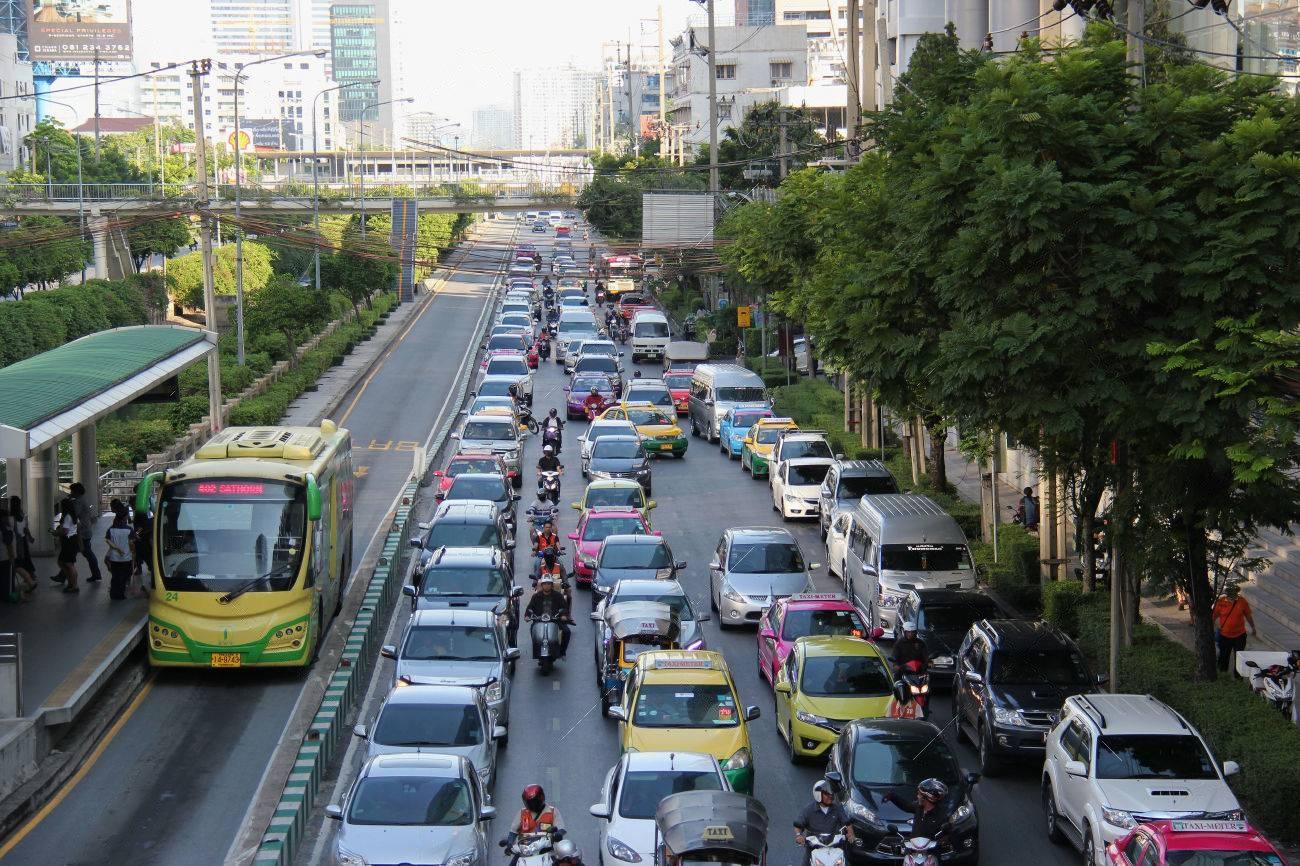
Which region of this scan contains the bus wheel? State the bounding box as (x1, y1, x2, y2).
(308, 602, 324, 666)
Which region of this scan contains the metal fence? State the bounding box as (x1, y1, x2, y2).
(0, 180, 584, 204)
(0, 633, 21, 719)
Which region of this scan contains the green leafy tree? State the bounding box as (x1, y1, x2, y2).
(578, 154, 705, 239)
(166, 239, 274, 308)
(696, 100, 826, 189)
(4, 216, 93, 289)
(246, 274, 330, 351)
(127, 217, 193, 269)
(325, 229, 398, 313)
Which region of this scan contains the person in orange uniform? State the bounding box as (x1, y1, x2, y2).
(501, 784, 567, 851)
(1213, 584, 1257, 674)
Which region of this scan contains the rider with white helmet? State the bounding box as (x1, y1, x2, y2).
(794, 778, 855, 863)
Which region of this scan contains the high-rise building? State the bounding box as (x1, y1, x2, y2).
(471, 105, 513, 150)
(0, 32, 33, 170)
(329, 0, 394, 139)
(210, 0, 296, 55)
(513, 65, 599, 150)
(0, 0, 28, 61)
(735, 0, 776, 25)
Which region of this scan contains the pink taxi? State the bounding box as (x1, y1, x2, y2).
(1107, 820, 1285, 866)
(565, 507, 654, 586)
(756, 593, 877, 687)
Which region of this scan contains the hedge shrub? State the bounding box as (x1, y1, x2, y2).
(1041, 579, 1085, 633)
(0, 276, 160, 368)
(1072, 596, 1300, 844)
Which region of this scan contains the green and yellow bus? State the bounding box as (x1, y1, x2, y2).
(135, 422, 354, 668)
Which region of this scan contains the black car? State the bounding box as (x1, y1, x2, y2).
(410, 500, 515, 580)
(896, 589, 1005, 685)
(951, 619, 1099, 774)
(589, 534, 685, 610)
(403, 546, 522, 643)
(443, 473, 520, 529)
(825, 718, 979, 864)
(587, 435, 652, 492)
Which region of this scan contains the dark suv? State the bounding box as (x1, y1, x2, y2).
(410, 500, 514, 581)
(951, 619, 1098, 774)
(403, 546, 522, 644)
(817, 460, 900, 537)
(896, 589, 1006, 686)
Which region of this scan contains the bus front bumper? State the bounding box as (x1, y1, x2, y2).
(147, 608, 314, 667)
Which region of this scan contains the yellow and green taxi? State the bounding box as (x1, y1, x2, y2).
(608, 650, 758, 793)
(774, 636, 894, 761)
(571, 478, 657, 522)
(740, 417, 799, 478)
(599, 401, 688, 457)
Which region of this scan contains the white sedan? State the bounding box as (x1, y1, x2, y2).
(589, 752, 728, 866)
(770, 457, 836, 521)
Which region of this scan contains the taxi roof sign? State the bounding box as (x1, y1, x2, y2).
(700, 825, 735, 843)
(652, 657, 714, 670)
(790, 593, 847, 602)
(1170, 820, 1250, 833)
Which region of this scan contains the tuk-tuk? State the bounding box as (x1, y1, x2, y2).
(655, 790, 769, 866)
(594, 600, 681, 711)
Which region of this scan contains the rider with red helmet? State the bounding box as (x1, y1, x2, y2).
(502, 784, 567, 849)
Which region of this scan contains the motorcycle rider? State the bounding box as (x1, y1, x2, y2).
(501, 784, 567, 851)
(524, 574, 572, 656)
(553, 840, 584, 866)
(882, 778, 953, 841)
(537, 444, 562, 475)
(583, 385, 607, 418)
(891, 621, 929, 674)
(794, 780, 854, 866)
(508, 382, 532, 416)
(536, 548, 570, 600)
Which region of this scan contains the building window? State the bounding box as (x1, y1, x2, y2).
(807, 9, 831, 18)
(716, 63, 736, 80)
(783, 10, 804, 19)
(770, 61, 793, 80)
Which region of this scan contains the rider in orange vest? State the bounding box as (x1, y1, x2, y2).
(502, 784, 567, 849)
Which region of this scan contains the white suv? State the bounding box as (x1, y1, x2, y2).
(770, 456, 835, 521)
(1041, 693, 1242, 865)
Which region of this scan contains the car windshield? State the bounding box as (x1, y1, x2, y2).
(880, 544, 973, 572)
(717, 386, 767, 402)
(634, 320, 670, 338)
(1095, 735, 1220, 780)
(851, 735, 958, 788)
(632, 683, 739, 728)
(784, 440, 834, 460)
(577, 357, 617, 372)
(583, 516, 647, 541)
(373, 702, 484, 747)
(447, 458, 500, 477)
(558, 320, 594, 334)
(628, 408, 674, 426)
(788, 463, 832, 485)
(488, 336, 525, 351)
(989, 649, 1091, 686)
(729, 541, 805, 574)
(732, 411, 771, 429)
(573, 377, 613, 394)
(1165, 854, 1283, 866)
(918, 603, 1001, 633)
(665, 374, 693, 390)
(612, 592, 691, 618)
(618, 771, 723, 819)
(837, 475, 900, 499)
(485, 359, 527, 376)
(801, 655, 893, 697)
(158, 479, 306, 592)
(589, 425, 635, 443)
(594, 440, 644, 459)
(781, 608, 866, 641)
(347, 776, 473, 827)
(602, 543, 672, 568)
(755, 427, 786, 445)
(462, 421, 515, 441)
(626, 389, 673, 408)
(403, 625, 500, 661)
(420, 566, 508, 598)
(447, 476, 507, 501)
(424, 522, 502, 550)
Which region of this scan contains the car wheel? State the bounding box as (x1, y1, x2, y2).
(786, 723, 799, 764)
(691, 417, 700, 438)
(710, 579, 718, 612)
(1042, 783, 1065, 844)
(1082, 826, 1096, 866)
(952, 695, 968, 743)
(978, 724, 1003, 776)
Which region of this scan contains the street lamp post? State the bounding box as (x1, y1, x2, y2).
(36, 100, 86, 281)
(232, 49, 326, 366)
(312, 79, 380, 293)
(358, 97, 413, 239)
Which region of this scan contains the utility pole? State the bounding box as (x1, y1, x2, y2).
(861, 0, 878, 117)
(627, 40, 636, 156)
(706, 0, 720, 194)
(846, 0, 860, 143)
(777, 108, 789, 179)
(190, 59, 223, 435)
(658, 2, 667, 140)
(1126, 0, 1145, 83)
(92, 49, 101, 159)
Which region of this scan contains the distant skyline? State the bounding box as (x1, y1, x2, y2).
(395, 0, 690, 138)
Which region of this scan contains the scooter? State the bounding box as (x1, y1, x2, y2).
(505, 831, 556, 866)
(887, 660, 930, 720)
(516, 403, 541, 435)
(806, 833, 847, 866)
(525, 503, 559, 540)
(537, 337, 551, 361)
(541, 424, 563, 453)
(528, 612, 564, 675)
(583, 397, 613, 422)
(900, 835, 941, 866)
(537, 469, 562, 502)
(1245, 656, 1298, 718)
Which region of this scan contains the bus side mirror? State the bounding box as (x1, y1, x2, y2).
(305, 474, 322, 522)
(135, 470, 164, 515)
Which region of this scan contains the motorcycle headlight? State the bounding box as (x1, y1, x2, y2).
(446, 851, 478, 866)
(992, 706, 1028, 727)
(796, 709, 830, 727)
(952, 799, 975, 824)
(336, 847, 367, 866)
(685, 638, 705, 650)
(1101, 806, 1136, 830)
(931, 655, 954, 668)
(485, 680, 504, 702)
(722, 586, 746, 603)
(845, 798, 886, 829)
(723, 747, 751, 770)
(606, 837, 642, 863)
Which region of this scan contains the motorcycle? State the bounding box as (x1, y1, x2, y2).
(805, 832, 847, 866)
(528, 612, 565, 675)
(887, 660, 930, 720)
(525, 503, 559, 542)
(595, 286, 606, 305)
(537, 469, 562, 502)
(541, 424, 563, 453)
(1245, 655, 1298, 718)
(515, 402, 542, 435)
(583, 396, 613, 422)
(506, 831, 556, 866)
(527, 343, 540, 368)
(537, 337, 551, 361)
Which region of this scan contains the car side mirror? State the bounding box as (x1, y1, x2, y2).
(871, 627, 885, 640)
(964, 670, 984, 685)
(675, 560, 688, 570)
(380, 644, 397, 659)
(325, 804, 344, 820)
(432, 470, 444, 478)
(1063, 760, 1087, 778)
(590, 803, 612, 820)
(567, 532, 579, 540)
(450, 433, 460, 439)
(742, 437, 753, 445)
(493, 725, 508, 740)
(759, 627, 774, 639)
(861, 565, 878, 577)
(512, 493, 521, 501)
(709, 560, 720, 570)
(744, 705, 761, 721)
(647, 500, 657, 509)
(479, 805, 497, 821)
(774, 681, 791, 695)
(1223, 761, 1240, 777)
(506, 539, 517, 550)
(809, 562, 824, 571)
(353, 724, 368, 739)
(571, 503, 581, 510)
(590, 611, 602, 621)
(705, 399, 714, 407)
(505, 647, 521, 660)
(409, 538, 423, 550)
(606, 706, 627, 721)
(511, 586, 524, 598)
(965, 772, 981, 786)
(835, 453, 845, 460)
(402, 585, 417, 597)
(697, 613, 712, 622)
(824, 770, 843, 787)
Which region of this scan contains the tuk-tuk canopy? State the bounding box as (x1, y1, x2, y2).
(655, 791, 769, 859)
(604, 601, 681, 643)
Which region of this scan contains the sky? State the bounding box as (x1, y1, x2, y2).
(394, 0, 694, 131)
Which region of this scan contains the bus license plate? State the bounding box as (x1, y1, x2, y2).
(211, 653, 242, 668)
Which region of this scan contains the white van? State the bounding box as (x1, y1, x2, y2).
(837, 494, 976, 638)
(630, 311, 670, 362)
(687, 363, 768, 442)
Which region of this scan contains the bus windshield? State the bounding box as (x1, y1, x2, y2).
(158, 479, 306, 592)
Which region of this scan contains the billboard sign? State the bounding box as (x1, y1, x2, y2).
(29, 0, 133, 62)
